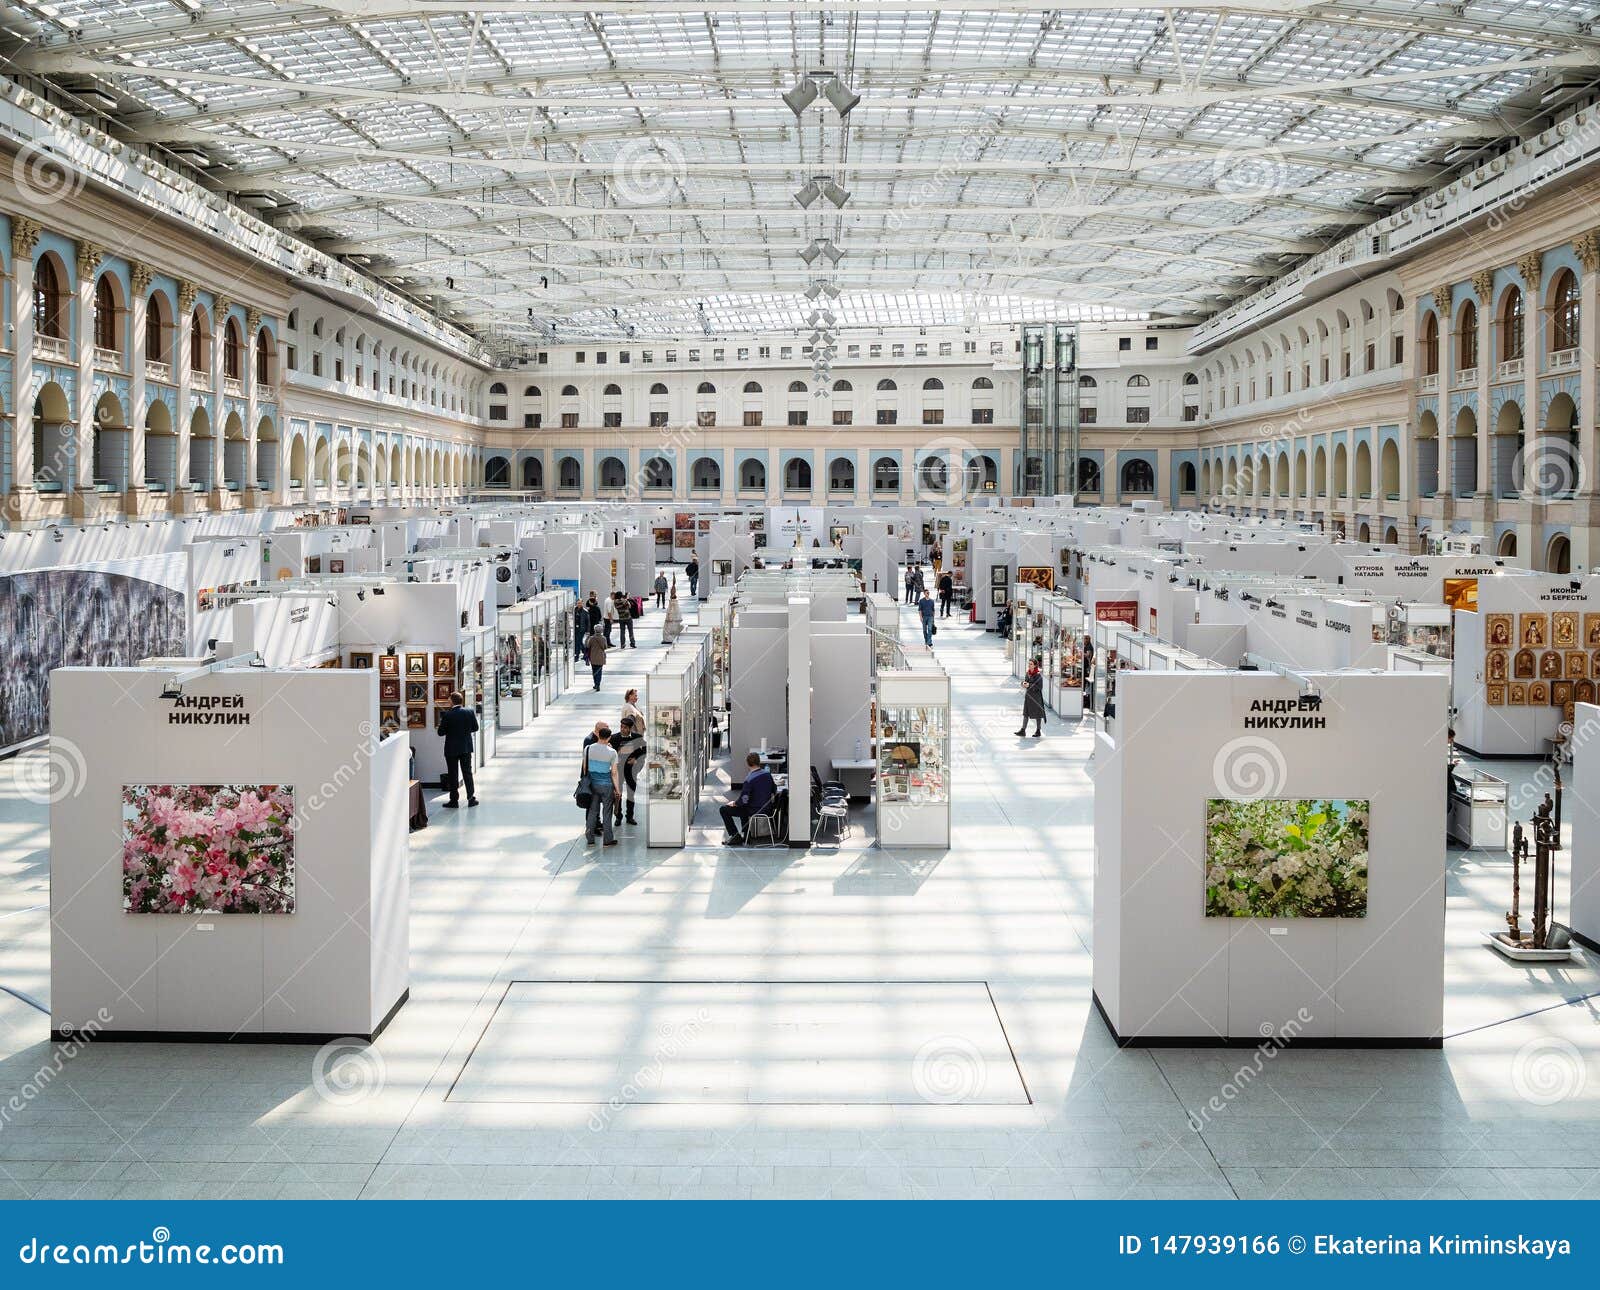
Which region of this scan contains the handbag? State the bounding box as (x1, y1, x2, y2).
(931, 622, 938, 636)
(574, 775, 593, 809)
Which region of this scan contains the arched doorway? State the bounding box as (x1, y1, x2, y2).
(1546, 533, 1572, 574)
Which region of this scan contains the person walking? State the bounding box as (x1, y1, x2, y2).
(905, 564, 923, 605)
(573, 597, 591, 662)
(601, 591, 617, 645)
(653, 571, 668, 609)
(1015, 656, 1047, 738)
(438, 691, 480, 808)
(938, 570, 954, 618)
(581, 722, 621, 847)
(685, 556, 700, 597)
(614, 591, 636, 649)
(586, 620, 609, 689)
(918, 589, 937, 647)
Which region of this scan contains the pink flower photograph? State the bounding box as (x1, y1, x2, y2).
(122, 784, 297, 915)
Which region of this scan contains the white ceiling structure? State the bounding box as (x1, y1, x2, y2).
(6, 1, 1600, 346)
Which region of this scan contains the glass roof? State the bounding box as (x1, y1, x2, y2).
(5, 1, 1597, 345)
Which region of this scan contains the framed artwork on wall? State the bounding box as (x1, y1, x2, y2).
(1540, 650, 1562, 679)
(1485, 614, 1513, 647)
(990, 587, 1008, 608)
(380, 678, 401, 703)
(1586, 614, 1600, 648)
(379, 706, 400, 732)
(990, 566, 1008, 587)
(433, 679, 455, 704)
(1554, 680, 1574, 707)
(1513, 649, 1536, 679)
(349, 651, 373, 670)
(1578, 679, 1598, 704)
(1520, 613, 1548, 648)
(122, 784, 296, 915)
(1530, 680, 1551, 706)
(405, 680, 428, 704)
(379, 653, 400, 677)
(328, 558, 346, 575)
(433, 652, 456, 677)
(1486, 651, 1508, 683)
(1016, 566, 1054, 591)
(1509, 683, 1528, 705)
(1567, 651, 1588, 679)
(1554, 611, 1579, 649)
(307, 556, 322, 574)
(405, 653, 428, 677)
(1486, 683, 1505, 707)
(1205, 798, 1368, 919)
(405, 705, 427, 729)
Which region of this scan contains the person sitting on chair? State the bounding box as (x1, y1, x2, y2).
(720, 752, 775, 846)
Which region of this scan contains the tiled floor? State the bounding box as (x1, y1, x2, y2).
(2, 592, 1600, 1199)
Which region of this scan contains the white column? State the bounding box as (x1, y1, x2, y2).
(211, 296, 232, 495)
(1518, 252, 1543, 495)
(74, 242, 103, 493)
(1432, 285, 1455, 496)
(245, 308, 261, 502)
(1473, 270, 1493, 501)
(176, 281, 196, 497)
(129, 262, 151, 497)
(1578, 232, 1600, 498)
(10, 219, 40, 493)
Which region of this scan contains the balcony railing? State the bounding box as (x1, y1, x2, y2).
(1419, 374, 1438, 393)
(35, 334, 69, 362)
(1454, 366, 1478, 387)
(1495, 358, 1523, 381)
(145, 360, 173, 383)
(223, 377, 245, 398)
(1549, 347, 1580, 372)
(94, 346, 124, 371)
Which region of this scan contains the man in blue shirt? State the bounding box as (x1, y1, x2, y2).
(918, 590, 937, 646)
(720, 752, 775, 846)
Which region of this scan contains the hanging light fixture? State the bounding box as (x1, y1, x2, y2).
(799, 241, 822, 266)
(794, 178, 823, 209)
(823, 77, 860, 118)
(819, 178, 851, 208)
(820, 240, 843, 266)
(782, 76, 819, 117)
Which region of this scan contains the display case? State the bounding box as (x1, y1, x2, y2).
(1048, 597, 1086, 718)
(496, 601, 538, 730)
(458, 625, 497, 768)
(1448, 763, 1509, 850)
(865, 593, 901, 675)
(645, 633, 713, 847)
(875, 669, 951, 848)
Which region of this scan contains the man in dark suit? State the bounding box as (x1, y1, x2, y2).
(720, 752, 776, 845)
(438, 691, 480, 808)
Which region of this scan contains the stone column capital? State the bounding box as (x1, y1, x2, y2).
(130, 261, 155, 294)
(1471, 270, 1495, 302)
(10, 216, 42, 259)
(1432, 285, 1453, 317)
(75, 241, 105, 279)
(178, 279, 199, 312)
(1517, 251, 1543, 291)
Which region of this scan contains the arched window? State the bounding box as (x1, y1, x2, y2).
(743, 381, 762, 394)
(1077, 457, 1101, 492)
(1183, 372, 1199, 386)
(1421, 312, 1439, 376)
(524, 384, 541, 397)
(32, 258, 65, 339)
(832, 379, 853, 392)
(697, 381, 716, 394)
(1500, 288, 1524, 362)
(1178, 461, 1197, 493)
(973, 376, 993, 390)
(1127, 374, 1150, 388)
(1551, 270, 1579, 352)
(873, 456, 899, 491)
(189, 309, 207, 372)
(784, 458, 812, 491)
(561, 384, 578, 397)
(1458, 300, 1478, 369)
(875, 378, 896, 391)
(1121, 458, 1155, 494)
(922, 377, 943, 390)
(788, 380, 806, 393)
(1078, 374, 1096, 388)
(224, 318, 241, 379)
(485, 456, 510, 486)
(650, 382, 668, 395)
(603, 383, 621, 396)
(145, 296, 167, 365)
(254, 329, 271, 384)
(741, 458, 766, 490)
(489, 382, 507, 395)
(93, 275, 117, 352)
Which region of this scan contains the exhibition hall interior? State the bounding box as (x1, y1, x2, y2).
(7, 0, 1600, 1204)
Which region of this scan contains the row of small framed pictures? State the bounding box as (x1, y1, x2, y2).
(347, 651, 457, 678)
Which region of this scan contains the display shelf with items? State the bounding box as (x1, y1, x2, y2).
(645, 632, 712, 847)
(1448, 763, 1509, 850)
(864, 593, 902, 676)
(496, 602, 537, 730)
(1048, 597, 1086, 718)
(875, 668, 951, 848)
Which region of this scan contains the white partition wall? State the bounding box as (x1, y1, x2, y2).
(1093, 669, 1447, 1045)
(50, 666, 409, 1041)
(1570, 701, 1600, 952)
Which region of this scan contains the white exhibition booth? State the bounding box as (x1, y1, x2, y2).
(1094, 669, 1447, 1046)
(50, 663, 409, 1041)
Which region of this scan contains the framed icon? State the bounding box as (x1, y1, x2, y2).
(379, 706, 400, 730)
(1519, 613, 1548, 648)
(1567, 650, 1588, 679)
(379, 653, 400, 677)
(1577, 679, 1597, 704)
(405, 705, 428, 729)
(1509, 682, 1528, 705)
(433, 651, 456, 678)
(1530, 680, 1551, 706)
(329, 558, 346, 575)
(349, 651, 373, 670)
(1486, 650, 1508, 683)
(1585, 614, 1600, 648)
(1554, 680, 1575, 707)
(433, 679, 455, 704)
(990, 566, 1009, 587)
(1554, 611, 1579, 649)
(380, 677, 401, 703)
(1485, 613, 1513, 648)
(1485, 683, 1505, 707)
(406, 653, 429, 677)
(405, 680, 428, 704)
(1513, 648, 1536, 679)
(1540, 650, 1563, 680)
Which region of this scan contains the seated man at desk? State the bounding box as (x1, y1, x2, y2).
(720, 752, 776, 846)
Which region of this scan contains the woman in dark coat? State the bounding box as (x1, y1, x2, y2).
(573, 601, 591, 661)
(1015, 656, 1047, 737)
